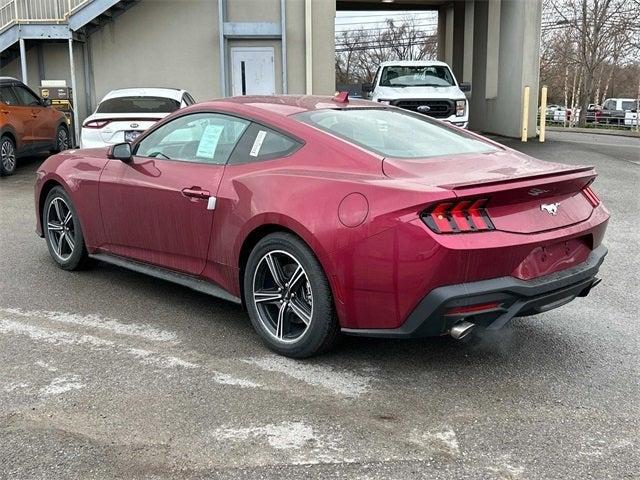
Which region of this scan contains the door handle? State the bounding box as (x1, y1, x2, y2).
(181, 187, 210, 199)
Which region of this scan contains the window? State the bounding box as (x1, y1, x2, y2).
(229, 123, 302, 164)
(0, 86, 19, 106)
(295, 108, 497, 159)
(135, 112, 249, 164)
(379, 65, 456, 88)
(621, 101, 636, 111)
(97, 96, 180, 114)
(603, 100, 615, 110)
(14, 86, 41, 106)
(183, 93, 196, 106)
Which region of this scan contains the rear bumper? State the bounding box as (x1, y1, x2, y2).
(341, 245, 607, 338)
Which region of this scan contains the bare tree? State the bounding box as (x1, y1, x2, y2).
(546, 0, 639, 126)
(335, 16, 437, 87)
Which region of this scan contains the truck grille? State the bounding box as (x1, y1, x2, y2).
(391, 99, 454, 118)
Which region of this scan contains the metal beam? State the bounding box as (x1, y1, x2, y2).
(222, 22, 281, 39)
(280, 0, 287, 94)
(18, 37, 27, 84)
(68, 38, 80, 148)
(218, 0, 226, 97)
(18, 24, 72, 40)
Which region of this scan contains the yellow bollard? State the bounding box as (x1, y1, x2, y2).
(521, 86, 530, 142)
(539, 86, 547, 143)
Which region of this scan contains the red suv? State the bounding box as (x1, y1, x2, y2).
(0, 77, 69, 176)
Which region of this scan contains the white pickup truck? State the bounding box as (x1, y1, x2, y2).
(362, 60, 471, 128)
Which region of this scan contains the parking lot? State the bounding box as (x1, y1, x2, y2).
(0, 131, 638, 479)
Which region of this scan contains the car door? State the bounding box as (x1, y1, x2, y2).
(1, 85, 35, 148)
(13, 85, 54, 145)
(98, 112, 250, 275)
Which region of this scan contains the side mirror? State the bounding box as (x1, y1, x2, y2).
(108, 142, 133, 162)
(362, 83, 374, 94)
(459, 82, 471, 93)
(42, 98, 52, 107)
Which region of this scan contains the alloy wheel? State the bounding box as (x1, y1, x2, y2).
(1, 139, 16, 172)
(252, 250, 313, 343)
(46, 197, 76, 261)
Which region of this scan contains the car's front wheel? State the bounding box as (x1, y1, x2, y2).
(43, 186, 88, 270)
(0, 135, 17, 176)
(244, 232, 339, 358)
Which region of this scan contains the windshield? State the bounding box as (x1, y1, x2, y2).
(295, 108, 497, 159)
(97, 96, 180, 114)
(380, 65, 456, 88)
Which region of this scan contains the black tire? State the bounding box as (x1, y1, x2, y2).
(43, 186, 88, 270)
(243, 232, 339, 358)
(51, 125, 70, 153)
(0, 135, 17, 176)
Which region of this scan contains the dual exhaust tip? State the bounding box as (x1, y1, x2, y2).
(450, 321, 475, 340)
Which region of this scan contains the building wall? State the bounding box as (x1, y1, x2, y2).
(89, 0, 221, 106)
(0, 41, 88, 125)
(1, 0, 336, 123)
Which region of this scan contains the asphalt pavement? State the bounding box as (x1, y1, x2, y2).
(0, 131, 638, 479)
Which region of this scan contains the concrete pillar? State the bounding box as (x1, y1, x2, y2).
(437, 5, 454, 65)
(451, 1, 466, 79)
(463, 0, 474, 83)
(468, 0, 542, 138)
(437, 8, 445, 61)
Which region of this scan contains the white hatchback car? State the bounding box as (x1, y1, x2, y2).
(80, 88, 195, 148)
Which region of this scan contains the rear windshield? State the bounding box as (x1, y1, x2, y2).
(97, 96, 179, 114)
(294, 108, 497, 159)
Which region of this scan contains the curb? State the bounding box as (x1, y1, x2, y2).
(545, 126, 640, 138)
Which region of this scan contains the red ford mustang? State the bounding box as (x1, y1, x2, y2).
(35, 95, 609, 357)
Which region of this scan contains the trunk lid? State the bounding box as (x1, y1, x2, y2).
(383, 150, 597, 234)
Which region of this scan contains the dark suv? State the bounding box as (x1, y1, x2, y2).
(0, 77, 69, 176)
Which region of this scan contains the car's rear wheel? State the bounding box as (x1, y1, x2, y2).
(43, 186, 88, 270)
(0, 135, 17, 176)
(244, 232, 339, 358)
(51, 125, 70, 153)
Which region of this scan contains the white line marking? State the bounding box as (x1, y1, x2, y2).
(213, 421, 320, 450)
(244, 356, 373, 397)
(212, 372, 262, 389)
(39, 376, 85, 396)
(1, 308, 178, 343)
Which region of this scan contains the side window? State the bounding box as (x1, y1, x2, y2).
(14, 86, 41, 106)
(0, 86, 19, 106)
(603, 100, 614, 110)
(229, 123, 302, 164)
(135, 113, 249, 165)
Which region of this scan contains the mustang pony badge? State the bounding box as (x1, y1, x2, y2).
(540, 203, 560, 215)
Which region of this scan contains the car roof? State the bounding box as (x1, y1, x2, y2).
(100, 88, 186, 102)
(378, 60, 451, 68)
(200, 94, 381, 117)
(0, 76, 22, 85)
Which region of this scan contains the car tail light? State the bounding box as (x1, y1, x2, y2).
(423, 198, 495, 234)
(83, 119, 111, 129)
(582, 186, 600, 207)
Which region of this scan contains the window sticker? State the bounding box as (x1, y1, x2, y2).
(249, 130, 268, 157)
(196, 124, 224, 159)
